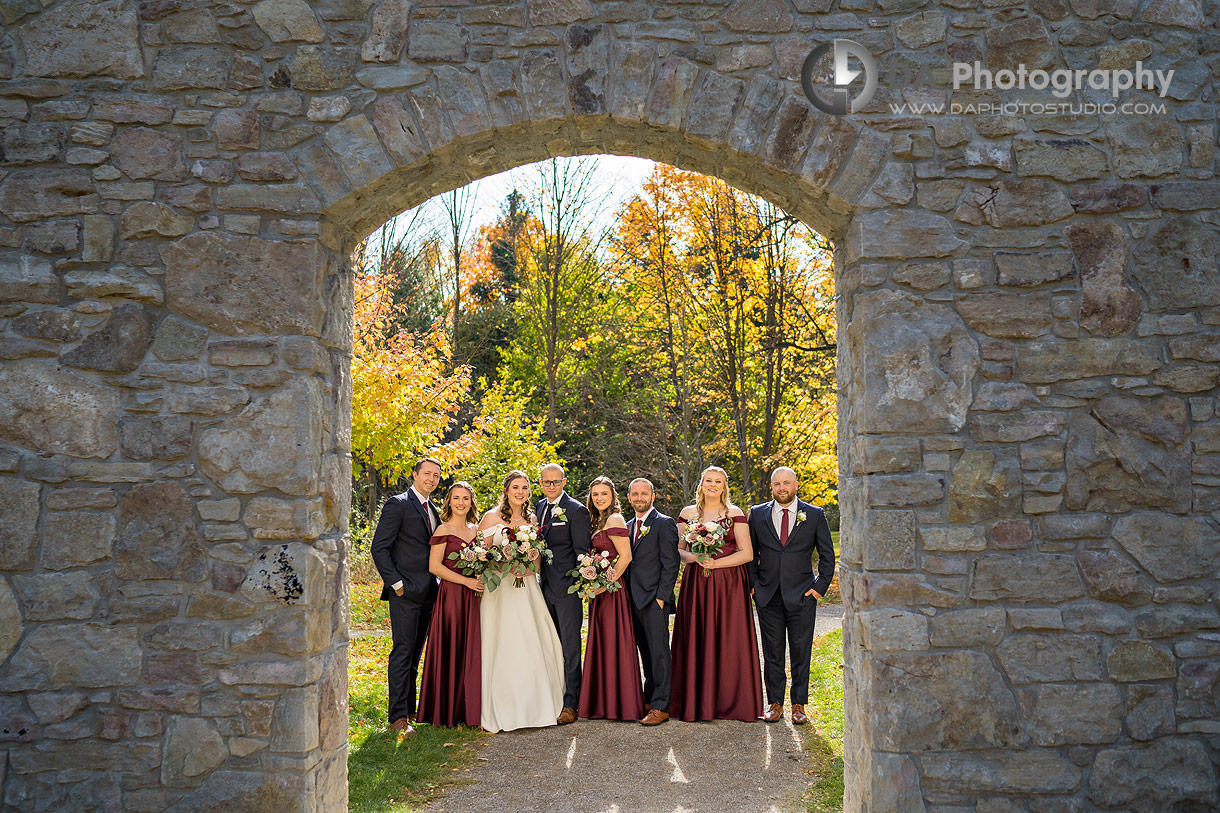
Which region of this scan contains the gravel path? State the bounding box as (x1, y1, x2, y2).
(429, 715, 814, 813)
(424, 606, 845, 813)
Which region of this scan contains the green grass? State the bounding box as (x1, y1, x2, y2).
(803, 628, 845, 812)
(348, 627, 485, 812)
(350, 580, 389, 631)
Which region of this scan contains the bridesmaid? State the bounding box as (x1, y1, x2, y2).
(577, 476, 645, 721)
(417, 482, 484, 728)
(669, 465, 764, 722)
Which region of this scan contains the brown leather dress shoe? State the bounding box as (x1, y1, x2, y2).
(389, 718, 415, 735)
(640, 709, 669, 726)
(762, 702, 783, 723)
(557, 706, 577, 725)
(791, 704, 808, 725)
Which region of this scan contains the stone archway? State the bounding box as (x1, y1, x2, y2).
(2, 1, 1219, 811)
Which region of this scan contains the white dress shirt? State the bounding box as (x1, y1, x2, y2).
(772, 498, 798, 542)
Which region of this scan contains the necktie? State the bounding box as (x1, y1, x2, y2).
(424, 501, 434, 534)
(780, 508, 789, 547)
(631, 520, 640, 548)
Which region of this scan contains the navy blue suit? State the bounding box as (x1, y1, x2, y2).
(371, 490, 440, 722)
(627, 508, 680, 712)
(748, 500, 835, 705)
(538, 492, 591, 709)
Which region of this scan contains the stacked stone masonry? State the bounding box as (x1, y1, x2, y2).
(1, 0, 1219, 810)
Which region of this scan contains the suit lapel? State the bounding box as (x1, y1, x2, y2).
(408, 491, 434, 529)
(761, 500, 780, 545)
(632, 507, 655, 549)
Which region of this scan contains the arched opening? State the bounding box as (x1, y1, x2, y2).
(336, 141, 849, 809)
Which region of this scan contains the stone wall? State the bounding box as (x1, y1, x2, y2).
(1, 0, 1219, 810)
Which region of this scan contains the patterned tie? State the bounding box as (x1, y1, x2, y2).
(780, 508, 789, 547)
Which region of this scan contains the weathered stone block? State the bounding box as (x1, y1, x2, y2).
(152, 46, 231, 90)
(61, 304, 153, 374)
(1108, 640, 1175, 682)
(251, 0, 323, 43)
(1078, 550, 1153, 606)
(243, 496, 325, 540)
(162, 232, 324, 337)
(1087, 739, 1219, 811)
(16, 0, 143, 79)
(0, 476, 40, 569)
(956, 290, 1052, 339)
(111, 127, 187, 181)
(1066, 395, 1190, 513)
(0, 167, 99, 222)
(1019, 339, 1160, 384)
(1132, 215, 1220, 312)
(1126, 684, 1175, 741)
(848, 289, 978, 433)
(116, 482, 206, 582)
(928, 607, 1006, 647)
(997, 633, 1103, 683)
(860, 610, 928, 651)
(198, 380, 321, 496)
(949, 450, 1021, 523)
(1020, 682, 1121, 745)
(0, 579, 21, 666)
(152, 315, 208, 362)
(0, 361, 118, 458)
(1112, 512, 1220, 583)
(922, 750, 1081, 794)
(972, 554, 1083, 603)
(163, 715, 227, 786)
(39, 510, 115, 568)
(870, 651, 1025, 751)
(0, 623, 141, 690)
(993, 251, 1074, 289)
(11, 571, 99, 620)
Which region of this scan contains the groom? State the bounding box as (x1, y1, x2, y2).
(537, 462, 591, 724)
(748, 466, 836, 725)
(626, 478, 680, 726)
(371, 456, 443, 736)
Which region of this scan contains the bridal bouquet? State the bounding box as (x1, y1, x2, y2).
(684, 520, 729, 577)
(503, 523, 553, 588)
(448, 530, 508, 592)
(565, 549, 621, 602)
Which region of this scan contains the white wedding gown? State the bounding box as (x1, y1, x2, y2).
(480, 524, 565, 732)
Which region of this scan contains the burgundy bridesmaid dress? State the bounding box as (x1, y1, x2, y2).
(669, 515, 764, 722)
(577, 527, 646, 721)
(417, 533, 481, 727)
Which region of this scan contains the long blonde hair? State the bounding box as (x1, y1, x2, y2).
(496, 470, 536, 524)
(440, 481, 480, 525)
(585, 476, 621, 532)
(695, 465, 734, 519)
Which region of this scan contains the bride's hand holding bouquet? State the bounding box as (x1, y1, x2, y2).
(503, 522, 552, 588)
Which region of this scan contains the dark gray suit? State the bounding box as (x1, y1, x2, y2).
(748, 500, 835, 705)
(538, 492, 591, 709)
(627, 508, 680, 712)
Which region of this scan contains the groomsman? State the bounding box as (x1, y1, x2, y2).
(537, 463, 592, 724)
(371, 457, 443, 735)
(748, 466, 836, 725)
(626, 478, 680, 726)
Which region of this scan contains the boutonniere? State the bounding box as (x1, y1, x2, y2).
(638, 525, 650, 538)
(552, 506, 567, 522)
(796, 510, 807, 524)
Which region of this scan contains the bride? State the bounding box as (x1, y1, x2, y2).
(477, 470, 565, 732)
